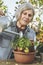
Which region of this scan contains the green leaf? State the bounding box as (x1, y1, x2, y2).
(16, 2, 18, 4)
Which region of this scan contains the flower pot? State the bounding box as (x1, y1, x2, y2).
(13, 51, 35, 63)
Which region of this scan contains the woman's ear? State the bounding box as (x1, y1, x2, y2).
(0, 9, 5, 16)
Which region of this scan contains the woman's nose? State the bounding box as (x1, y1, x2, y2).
(26, 14, 29, 19)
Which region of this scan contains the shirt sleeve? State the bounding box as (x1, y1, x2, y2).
(25, 27, 36, 42)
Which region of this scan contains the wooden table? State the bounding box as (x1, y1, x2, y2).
(0, 59, 43, 65)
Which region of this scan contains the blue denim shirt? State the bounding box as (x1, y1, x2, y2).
(24, 26, 36, 42)
(7, 21, 36, 42)
(10, 21, 36, 42)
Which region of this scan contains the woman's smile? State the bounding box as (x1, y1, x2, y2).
(22, 17, 29, 22)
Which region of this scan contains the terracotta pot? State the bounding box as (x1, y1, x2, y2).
(13, 51, 35, 63)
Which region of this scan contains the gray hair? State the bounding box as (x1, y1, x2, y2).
(15, 2, 35, 21)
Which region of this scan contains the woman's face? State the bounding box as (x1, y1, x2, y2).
(19, 9, 33, 26)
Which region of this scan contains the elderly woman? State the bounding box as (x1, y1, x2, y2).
(11, 2, 36, 41)
(0, 2, 36, 59)
(9, 2, 36, 58)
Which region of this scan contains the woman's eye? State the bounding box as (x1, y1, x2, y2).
(23, 13, 27, 15)
(28, 14, 32, 17)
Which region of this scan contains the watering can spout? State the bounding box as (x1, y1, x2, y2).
(4, 30, 23, 38)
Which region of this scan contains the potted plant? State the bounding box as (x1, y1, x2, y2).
(12, 36, 35, 63)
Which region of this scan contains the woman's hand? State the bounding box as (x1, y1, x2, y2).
(0, 9, 5, 16)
